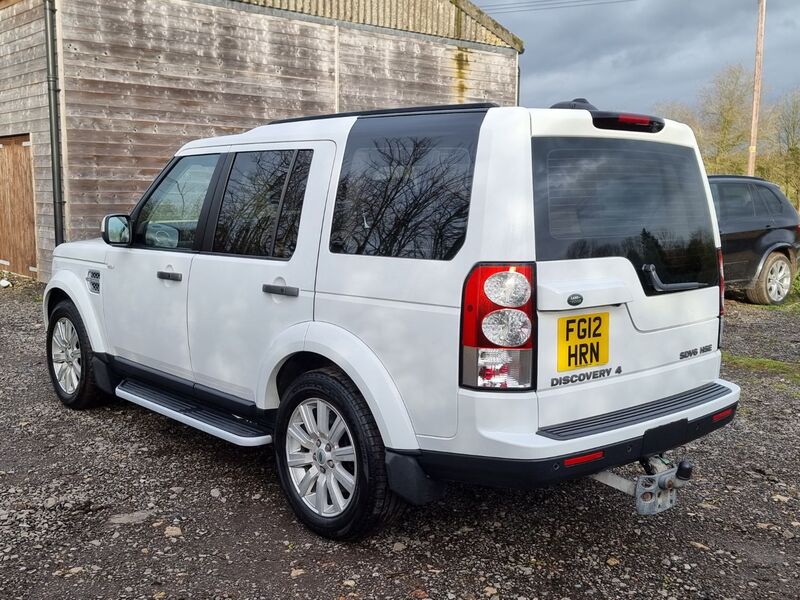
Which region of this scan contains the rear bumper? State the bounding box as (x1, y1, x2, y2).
(408, 399, 737, 489)
(386, 378, 739, 498)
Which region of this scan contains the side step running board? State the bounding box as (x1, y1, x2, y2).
(116, 380, 272, 447)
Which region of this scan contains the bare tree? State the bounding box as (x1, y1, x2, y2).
(774, 90, 800, 208)
(698, 65, 752, 175)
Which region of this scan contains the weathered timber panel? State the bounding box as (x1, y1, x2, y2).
(337, 25, 516, 111)
(60, 0, 337, 242)
(0, 0, 49, 279)
(59, 0, 518, 254)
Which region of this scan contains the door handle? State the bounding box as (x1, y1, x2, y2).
(262, 283, 299, 297)
(157, 271, 182, 282)
(641, 264, 705, 292)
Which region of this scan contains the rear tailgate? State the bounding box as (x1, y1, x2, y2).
(530, 110, 723, 428)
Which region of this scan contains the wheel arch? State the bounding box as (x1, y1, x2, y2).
(258, 322, 419, 451)
(750, 242, 795, 286)
(43, 271, 108, 354)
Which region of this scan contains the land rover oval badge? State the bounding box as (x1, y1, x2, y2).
(567, 293, 583, 306)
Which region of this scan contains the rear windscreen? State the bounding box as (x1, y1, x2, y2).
(532, 137, 719, 294)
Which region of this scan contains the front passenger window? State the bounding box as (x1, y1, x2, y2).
(135, 154, 220, 249)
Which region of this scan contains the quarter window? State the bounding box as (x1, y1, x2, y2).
(134, 154, 219, 249)
(756, 185, 785, 215)
(213, 149, 313, 258)
(274, 151, 313, 259)
(330, 112, 485, 260)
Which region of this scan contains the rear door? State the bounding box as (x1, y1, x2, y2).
(187, 142, 334, 403)
(712, 181, 773, 281)
(531, 116, 722, 427)
(755, 183, 799, 236)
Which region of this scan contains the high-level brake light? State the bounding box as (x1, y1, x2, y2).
(591, 111, 666, 133)
(461, 264, 535, 390)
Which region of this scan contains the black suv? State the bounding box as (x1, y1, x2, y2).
(709, 175, 799, 305)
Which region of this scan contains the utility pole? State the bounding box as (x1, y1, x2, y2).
(747, 0, 767, 176)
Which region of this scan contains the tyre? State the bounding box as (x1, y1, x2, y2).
(746, 252, 793, 305)
(274, 367, 405, 539)
(46, 300, 104, 409)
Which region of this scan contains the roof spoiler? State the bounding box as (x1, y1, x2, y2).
(550, 98, 665, 133)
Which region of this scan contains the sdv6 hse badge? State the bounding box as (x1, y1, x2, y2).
(567, 293, 583, 306)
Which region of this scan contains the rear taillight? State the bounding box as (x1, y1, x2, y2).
(718, 248, 725, 316)
(718, 248, 725, 349)
(591, 111, 665, 133)
(461, 264, 535, 390)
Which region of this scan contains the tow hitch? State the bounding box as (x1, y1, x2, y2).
(590, 456, 694, 515)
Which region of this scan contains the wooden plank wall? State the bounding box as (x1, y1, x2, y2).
(0, 0, 51, 279)
(59, 0, 517, 252)
(337, 26, 517, 111)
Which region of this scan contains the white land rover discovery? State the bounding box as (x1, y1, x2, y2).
(44, 101, 740, 539)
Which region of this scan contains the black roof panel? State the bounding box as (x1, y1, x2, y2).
(270, 103, 498, 125)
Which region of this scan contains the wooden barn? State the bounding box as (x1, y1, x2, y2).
(0, 0, 522, 280)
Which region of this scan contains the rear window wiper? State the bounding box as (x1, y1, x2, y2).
(641, 264, 709, 292)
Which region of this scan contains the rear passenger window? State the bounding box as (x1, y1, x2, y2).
(330, 112, 486, 260)
(716, 183, 756, 219)
(213, 150, 313, 258)
(756, 185, 785, 215)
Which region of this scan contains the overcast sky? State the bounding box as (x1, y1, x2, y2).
(474, 0, 799, 113)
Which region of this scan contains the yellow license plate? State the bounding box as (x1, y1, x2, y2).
(557, 312, 609, 372)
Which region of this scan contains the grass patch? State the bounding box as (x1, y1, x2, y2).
(722, 352, 800, 383)
(758, 275, 800, 312)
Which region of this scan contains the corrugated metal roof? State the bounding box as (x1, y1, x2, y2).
(232, 0, 524, 52)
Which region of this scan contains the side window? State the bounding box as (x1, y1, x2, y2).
(135, 154, 219, 249)
(751, 185, 771, 218)
(330, 112, 485, 260)
(756, 185, 785, 215)
(273, 150, 313, 259)
(213, 149, 313, 258)
(717, 183, 755, 220)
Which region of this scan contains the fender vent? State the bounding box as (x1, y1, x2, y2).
(86, 270, 101, 294)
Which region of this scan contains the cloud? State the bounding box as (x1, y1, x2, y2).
(476, 0, 799, 112)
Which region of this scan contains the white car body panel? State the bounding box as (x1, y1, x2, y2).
(44, 252, 109, 354)
(187, 140, 336, 401)
(418, 375, 739, 460)
(102, 247, 196, 380)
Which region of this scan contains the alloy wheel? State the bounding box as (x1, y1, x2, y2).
(285, 397, 357, 517)
(51, 317, 81, 395)
(766, 259, 791, 302)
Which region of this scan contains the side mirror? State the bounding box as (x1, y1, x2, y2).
(101, 214, 131, 246)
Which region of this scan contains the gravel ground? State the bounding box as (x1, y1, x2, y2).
(1, 273, 798, 600)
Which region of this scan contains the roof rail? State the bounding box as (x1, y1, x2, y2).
(270, 103, 499, 125)
(707, 174, 766, 181)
